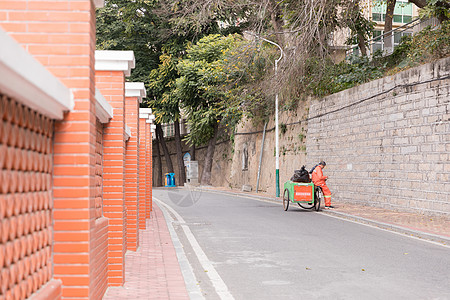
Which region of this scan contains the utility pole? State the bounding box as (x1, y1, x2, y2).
(244, 31, 284, 197)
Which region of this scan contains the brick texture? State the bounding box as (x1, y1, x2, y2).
(95, 70, 127, 286)
(138, 118, 147, 229)
(91, 121, 108, 299)
(0, 94, 56, 300)
(146, 125, 153, 216)
(125, 97, 140, 251)
(0, 1, 104, 299)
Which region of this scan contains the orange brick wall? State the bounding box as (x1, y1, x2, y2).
(0, 1, 108, 299)
(95, 70, 127, 286)
(150, 131, 153, 212)
(138, 118, 147, 230)
(146, 126, 153, 215)
(91, 120, 108, 299)
(91, 217, 108, 300)
(0, 94, 60, 300)
(125, 97, 140, 251)
(94, 121, 104, 220)
(1, 1, 155, 297)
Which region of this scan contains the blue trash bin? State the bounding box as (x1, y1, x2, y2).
(165, 173, 176, 187)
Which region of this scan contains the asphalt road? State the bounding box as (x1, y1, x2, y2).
(153, 188, 450, 300)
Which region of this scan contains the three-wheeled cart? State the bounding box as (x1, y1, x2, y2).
(282, 181, 323, 211)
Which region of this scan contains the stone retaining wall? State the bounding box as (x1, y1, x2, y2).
(306, 57, 450, 216)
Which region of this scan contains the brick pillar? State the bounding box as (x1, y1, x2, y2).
(92, 90, 113, 299)
(124, 82, 145, 251)
(95, 50, 135, 286)
(0, 1, 105, 298)
(148, 120, 155, 213)
(141, 109, 154, 216)
(146, 119, 152, 216)
(139, 108, 151, 224)
(138, 114, 147, 228)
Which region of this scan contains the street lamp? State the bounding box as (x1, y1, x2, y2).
(244, 31, 284, 197)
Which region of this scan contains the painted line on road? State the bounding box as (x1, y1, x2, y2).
(155, 199, 205, 300)
(197, 189, 450, 248)
(320, 212, 450, 249)
(154, 197, 235, 300)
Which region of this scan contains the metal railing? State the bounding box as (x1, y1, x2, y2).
(345, 17, 440, 59)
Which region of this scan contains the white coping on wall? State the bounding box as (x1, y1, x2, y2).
(125, 124, 132, 141)
(95, 50, 135, 76)
(140, 108, 152, 114)
(92, 0, 105, 8)
(146, 114, 155, 123)
(0, 28, 73, 120)
(125, 82, 146, 103)
(95, 88, 113, 123)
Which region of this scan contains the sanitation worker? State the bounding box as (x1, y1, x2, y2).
(311, 161, 334, 209)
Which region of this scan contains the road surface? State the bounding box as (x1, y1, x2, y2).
(153, 188, 450, 300)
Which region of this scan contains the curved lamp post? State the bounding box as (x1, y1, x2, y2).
(244, 31, 284, 197)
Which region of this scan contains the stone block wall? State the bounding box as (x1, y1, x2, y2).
(306, 57, 450, 216)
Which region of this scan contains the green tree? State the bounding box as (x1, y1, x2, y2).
(96, 0, 163, 82)
(417, 0, 450, 22)
(147, 52, 187, 184)
(175, 34, 264, 184)
(97, 0, 250, 186)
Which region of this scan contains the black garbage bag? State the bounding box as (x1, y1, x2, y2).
(290, 165, 311, 183)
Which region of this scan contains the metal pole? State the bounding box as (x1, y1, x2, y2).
(275, 60, 280, 197)
(244, 31, 283, 197)
(256, 122, 267, 193)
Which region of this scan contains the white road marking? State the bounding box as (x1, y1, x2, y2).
(321, 212, 450, 249)
(156, 200, 205, 300)
(154, 197, 235, 300)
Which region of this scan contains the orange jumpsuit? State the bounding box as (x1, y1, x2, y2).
(311, 165, 332, 206)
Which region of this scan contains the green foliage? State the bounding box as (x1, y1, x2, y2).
(280, 123, 287, 135)
(299, 56, 383, 97)
(419, 0, 450, 21)
(343, 3, 377, 47)
(97, 0, 450, 151)
(403, 20, 450, 64)
(97, 0, 244, 128)
(175, 34, 267, 146)
(146, 53, 181, 124)
(96, 0, 162, 83)
(300, 20, 450, 98)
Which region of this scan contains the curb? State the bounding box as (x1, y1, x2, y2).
(322, 210, 450, 246)
(198, 187, 450, 246)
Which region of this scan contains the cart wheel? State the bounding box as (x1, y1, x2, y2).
(283, 188, 290, 211)
(314, 187, 323, 212)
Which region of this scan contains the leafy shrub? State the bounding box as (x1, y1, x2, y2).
(301, 20, 450, 98)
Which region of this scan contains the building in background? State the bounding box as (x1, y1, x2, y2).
(370, 0, 420, 53)
(330, 0, 421, 60)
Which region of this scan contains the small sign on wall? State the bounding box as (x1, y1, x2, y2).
(183, 152, 191, 166)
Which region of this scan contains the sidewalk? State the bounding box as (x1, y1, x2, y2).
(103, 205, 190, 300)
(203, 186, 450, 245)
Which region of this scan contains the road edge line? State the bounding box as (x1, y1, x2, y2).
(154, 197, 235, 300)
(154, 199, 205, 300)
